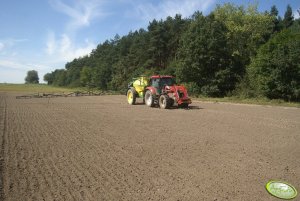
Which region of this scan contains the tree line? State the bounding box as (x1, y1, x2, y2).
(44, 4, 300, 101)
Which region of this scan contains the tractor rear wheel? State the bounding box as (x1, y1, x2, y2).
(159, 95, 170, 109)
(145, 90, 154, 107)
(169, 99, 174, 107)
(127, 88, 136, 105)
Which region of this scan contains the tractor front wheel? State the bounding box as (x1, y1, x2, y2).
(159, 95, 170, 109)
(145, 90, 154, 107)
(179, 103, 189, 108)
(127, 88, 136, 105)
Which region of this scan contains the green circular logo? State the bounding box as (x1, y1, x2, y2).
(266, 181, 298, 200)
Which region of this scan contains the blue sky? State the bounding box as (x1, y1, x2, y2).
(0, 0, 299, 83)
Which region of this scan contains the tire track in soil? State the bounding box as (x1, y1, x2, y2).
(3, 96, 130, 200)
(35, 106, 148, 200)
(39, 98, 213, 200)
(36, 108, 118, 200)
(30, 98, 189, 200)
(2, 94, 300, 201)
(42, 99, 232, 200)
(0, 93, 7, 201)
(6, 97, 77, 201)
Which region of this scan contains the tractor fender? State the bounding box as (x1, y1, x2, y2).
(145, 86, 157, 95)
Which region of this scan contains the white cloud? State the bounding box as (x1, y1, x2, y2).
(127, 0, 215, 21)
(0, 38, 28, 55)
(3, 38, 28, 47)
(0, 59, 50, 71)
(0, 42, 4, 51)
(58, 34, 95, 61)
(46, 31, 56, 55)
(45, 32, 96, 62)
(49, 0, 110, 31)
(60, 34, 72, 54)
(46, 0, 103, 63)
(0, 59, 63, 83)
(0, 60, 25, 70)
(294, 9, 300, 19)
(45, 0, 102, 68)
(0, 68, 27, 83)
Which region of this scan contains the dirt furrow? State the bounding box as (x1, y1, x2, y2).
(0, 94, 7, 201)
(1, 94, 299, 200)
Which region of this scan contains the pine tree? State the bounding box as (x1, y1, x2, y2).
(270, 5, 282, 33)
(283, 4, 294, 28)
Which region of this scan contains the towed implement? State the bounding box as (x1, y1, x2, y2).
(126, 75, 191, 109)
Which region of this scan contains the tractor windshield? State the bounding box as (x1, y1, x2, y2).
(150, 77, 176, 88)
(160, 77, 176, 86)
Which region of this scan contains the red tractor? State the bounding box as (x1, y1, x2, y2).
(126, 75, 191, 109)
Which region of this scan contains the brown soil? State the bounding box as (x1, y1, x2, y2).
(0, 92, 299, 201)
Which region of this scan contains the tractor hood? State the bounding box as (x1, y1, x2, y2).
(173, 85, 189, 97)
(165, 85, 192, 104)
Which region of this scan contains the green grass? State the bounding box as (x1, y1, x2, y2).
(1, 84, 299, 108)
(192, 96, 300, 108)
(0, 83, 80, 93)
(0, 83, 121, 95)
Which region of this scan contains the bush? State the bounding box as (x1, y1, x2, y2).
(247, 25, 300, 101)
(181, 82, 201, 96)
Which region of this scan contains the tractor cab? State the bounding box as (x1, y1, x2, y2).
(149, 76, 176, 93)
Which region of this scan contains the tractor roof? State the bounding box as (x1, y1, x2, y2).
(150, 75, 174, 79)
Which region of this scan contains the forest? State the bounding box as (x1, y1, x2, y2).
(43, 4, 300, 101)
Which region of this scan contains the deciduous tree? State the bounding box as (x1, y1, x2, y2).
(247, 25, 300, 101)
(25, 70, 39, 84)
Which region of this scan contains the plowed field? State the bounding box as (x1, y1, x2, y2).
(0, 92, 299, 200)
